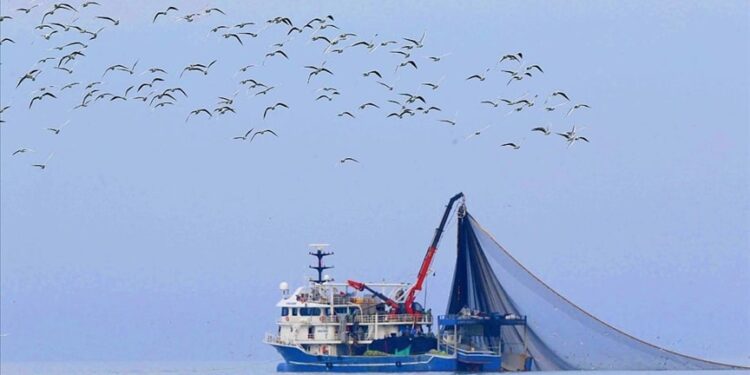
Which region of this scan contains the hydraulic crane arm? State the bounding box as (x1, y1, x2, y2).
(347, 280, 401, 311)
(404, 192, 464, 314)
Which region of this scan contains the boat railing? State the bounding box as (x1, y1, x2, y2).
(264, 333, 294, 346)
(320, 313, 432, 324)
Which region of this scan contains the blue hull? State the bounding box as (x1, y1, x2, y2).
(272, 343, 458, 372)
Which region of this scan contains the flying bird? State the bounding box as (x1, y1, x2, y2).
(263, 102, 289, 119)
(31, 153, 54, 170)
(16, 5, 38, 13)
(531, 126, 551, 135)
(362, 70, 382, 79)
(233, 128, 255, 140)
(12, 148, 33, 156)
(153, 6, 178, 22)
(186, 108, 212, 122)
(96, 16, 119, 25)
(250, 129, 278, 142)
(500, 143, 520, 150)
(305, 63, 333, 83)
(339, 157, 359, 164)
(17, 69, 41, 88)
(29, 92, 57, 108)
(46, 120, 70, 134)
(566, 103, 591, 117)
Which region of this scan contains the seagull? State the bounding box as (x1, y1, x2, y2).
(1, 37, 16, 44)
(421, 76, 445, 91)
(17, 70, 41, 88)
(264, 49, 289, 60)
(16, 5, 39, 13)
(376, 81, 394, 91)
(54, 67, 73, 74)
(466, 125, 491, 140)
(438, 119, 456, 126)
(427, 53, 451, 62)
(305, 63, 333, 83)
(153, 6, 178, 22)
(531, 126, 551, 135)
(499, 52, 523, 63)
(557, 125, 589, 146)
(250, 129, 278, 142)
(32, 153, 54, 170)
(466, 69, 489, 81)
(359, 102, 380, 110)
(395, 60, 418, 72)
(387, 108, 414, 119)
(362, 70, 382, 79)
(82, 27, 105, 40)
(255, 86, 275, 96)
(481, 99, 501, 108)
(500, 143, 520, 150)
(526, 64, 543, 73)
(420, 106, 442, 114)
(263, 102, 289, 119)
(403, 32, 426, 48)
(233, 128, 255, 141)
(12, 148, 33, 156)
(29, 92, 57, 108)
(338, 111, 355, 118)
(186, 108, 212, 122)
(103, 61, 138, 77)
(180, 60, 217, 77)
(339, 157, 359, 164)
(46, 120, 70, 134)
(82, 1, 100, 7)
(398, 93, 425, 104)
(96, 16, 119, 25)
(205, 7, 226, 15)
(566, 103, 591, 117)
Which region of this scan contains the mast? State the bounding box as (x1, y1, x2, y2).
(308, 243, 334, 284)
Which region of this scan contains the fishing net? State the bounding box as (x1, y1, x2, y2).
(446, 209, 747, 370)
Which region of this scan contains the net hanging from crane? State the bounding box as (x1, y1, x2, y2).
(446, 209, 747, 371)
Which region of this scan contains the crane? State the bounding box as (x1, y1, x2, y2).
(347, 192, 465, 315)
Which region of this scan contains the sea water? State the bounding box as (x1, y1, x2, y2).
(1, 361, 749, 375)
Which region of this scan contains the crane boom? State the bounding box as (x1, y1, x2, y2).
(347, 280, 401, 310)
(404, 192, 464, 314)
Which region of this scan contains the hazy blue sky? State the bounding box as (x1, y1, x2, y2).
(1, 0, 748, 365)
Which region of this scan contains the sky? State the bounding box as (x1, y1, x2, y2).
(0, 0, 748, 365)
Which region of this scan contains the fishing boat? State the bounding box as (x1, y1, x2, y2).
(264, 193, 529, 372)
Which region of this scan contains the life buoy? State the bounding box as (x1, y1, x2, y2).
(285, 316, 290, 322)
(322, 345, 329, 355)
(319, 316, 325, 322)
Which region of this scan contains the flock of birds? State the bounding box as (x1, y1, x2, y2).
(0, 2, 592, 171)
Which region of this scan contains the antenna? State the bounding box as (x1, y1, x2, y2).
(308, 243, 334, 284)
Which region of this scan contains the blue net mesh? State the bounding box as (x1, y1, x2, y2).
(446, 210, 747, 371)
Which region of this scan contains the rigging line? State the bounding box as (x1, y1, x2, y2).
(466, 213, 749, 369)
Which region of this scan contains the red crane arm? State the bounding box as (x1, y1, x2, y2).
(404, 192, 464, 314)
(347, 279, 400, 310)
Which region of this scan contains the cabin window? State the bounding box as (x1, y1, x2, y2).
(292, 308, 298, 316)
(299, 307, 322, 316)
(281, 307, 289, 316)
(334, 307, 348, 315)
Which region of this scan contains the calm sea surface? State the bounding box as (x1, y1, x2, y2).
(1, 362, 749, 375)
